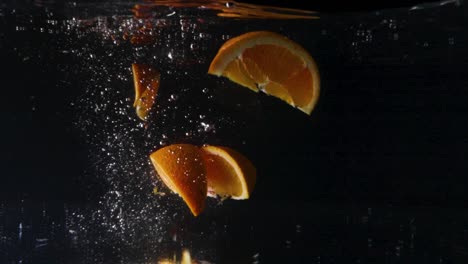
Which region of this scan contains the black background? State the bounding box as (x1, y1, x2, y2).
(0, 0, 467, 207)
(0, 2, 468, 263)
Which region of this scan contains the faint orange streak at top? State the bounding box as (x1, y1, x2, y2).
(133, 0, 319, 19)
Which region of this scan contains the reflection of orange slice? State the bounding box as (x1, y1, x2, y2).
(208, 31, 320, 115)
(132, 4, 153, 19)
(131, 63, 160, 121)
(149, 144, 207, 216)
(132, 2, 318, 20)
(201, 145, 256, 200)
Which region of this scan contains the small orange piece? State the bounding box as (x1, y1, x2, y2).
(132, 63, 160, 120)
(201, 145, 256, 200)
(149, 144, 207, 216)
(208, 31, 320, 115)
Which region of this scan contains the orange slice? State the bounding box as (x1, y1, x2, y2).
(200, 145, 256, 200)
(208, 31, 320, 115)
(132, 63, 160, 121)
(149, 144, 207, 216)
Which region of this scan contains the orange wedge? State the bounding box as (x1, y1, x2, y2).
(208, 31, 320, 115)
(201, 145, 256, 200)
(132, 63, 160, 120)
(149, 144, 207, 216)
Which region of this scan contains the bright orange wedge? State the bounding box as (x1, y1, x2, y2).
(149, 144, 207, 216)
(132, 63, 160, 121)
(149, 144, 256, 215)
(208, 31, 320, 115)
(201, 145, 256, 200)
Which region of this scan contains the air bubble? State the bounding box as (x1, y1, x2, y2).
(169, 94, 178, 101)
(448, 37, 455, 45)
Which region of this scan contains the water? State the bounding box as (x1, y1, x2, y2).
(0, 0, 467, 263)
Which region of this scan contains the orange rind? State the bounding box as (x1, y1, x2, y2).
(209, 31, 320, 115)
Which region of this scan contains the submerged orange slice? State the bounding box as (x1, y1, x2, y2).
(132, 63, 160, 120)
(149, 144, 207, 216)
(201, 145, 256, 200)
(208, 31, 320, 115)
(149, 144, 257, 215)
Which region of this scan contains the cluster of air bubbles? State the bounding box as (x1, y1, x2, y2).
(3, 5, 256, 260)
(66, 19, 186, 250)
(199, 121, 216, 133)
(179, 18, 197, 32)
(448, 37, 455, 45)
(63, 7, 244, 254)
(380, 18, 404, 42)
(385, 19, 398, 30)
(348, 23, 374, 61)
(355, 28, 373, 43)
(221, 34, 231, 40)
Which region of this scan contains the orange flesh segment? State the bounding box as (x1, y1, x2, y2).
(241, 44, 312, 107)
(202, 151, 243, 197)
(201, 145, 256, 200)
(241, 57, 268, 85)
(263, 81, 294, 105)
(149, 144, 207, 216)
(281, 67, 314, 107)
(242, 44, 304, 84)
(224, 59, 258, 92)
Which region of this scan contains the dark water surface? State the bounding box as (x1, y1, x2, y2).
(2, 200, 468, 263)
(0, 0, 467, 263)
